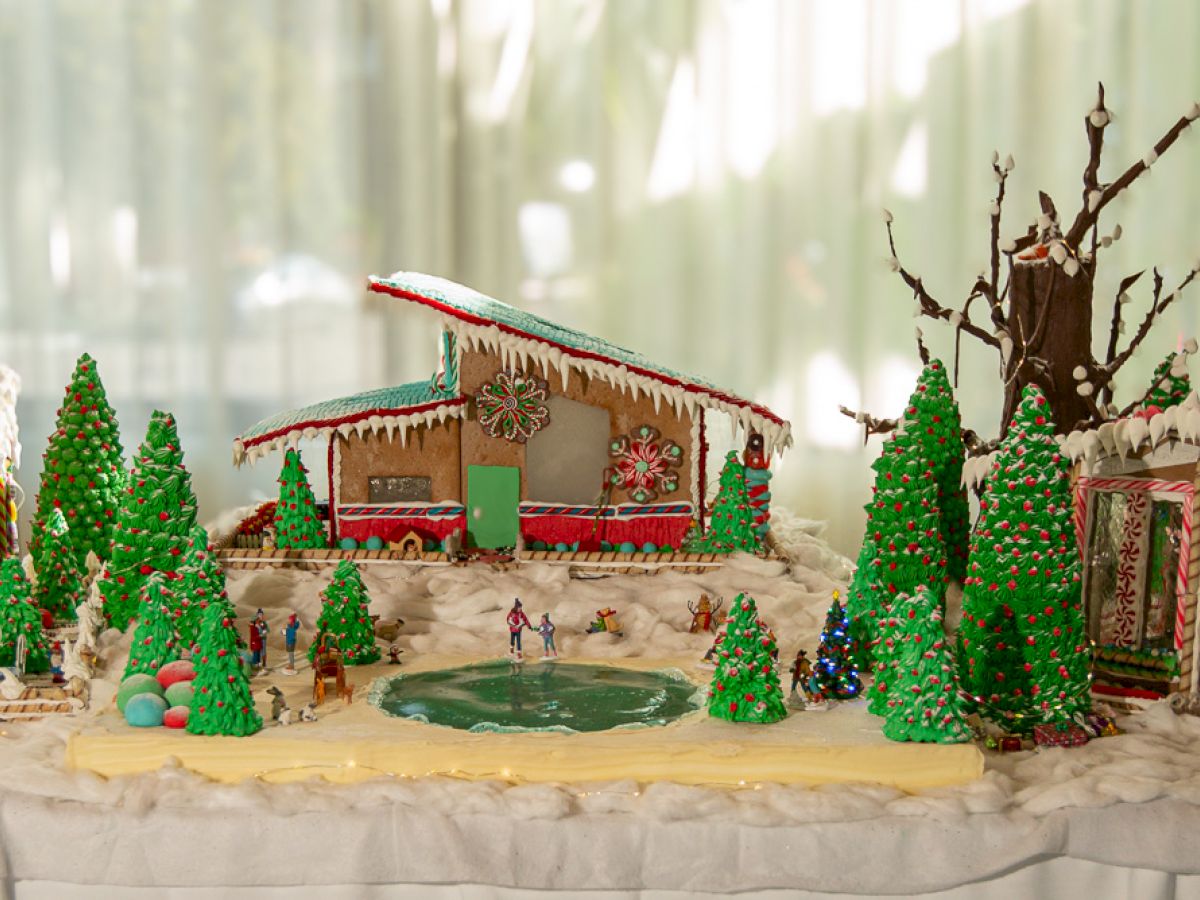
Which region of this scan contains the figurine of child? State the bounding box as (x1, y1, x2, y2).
(281, 612, 301, 675)
(507, 599, 531, 659)
(49, 641, 64, 684)
(537, 613, 557, 658)
(790, 649, 812, 699)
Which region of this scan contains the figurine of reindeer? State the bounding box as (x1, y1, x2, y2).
(688, 595, 724, 634)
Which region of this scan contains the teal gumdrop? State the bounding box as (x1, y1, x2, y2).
(554, 542, 569, 552)
(642, 542, 657, 553)
(365, 536, 385, 550)
(124, 692, 168, 727)
(164, 681, 195, 708)
(339, 537, 359, 550)
(117, 673, 165, 713)
(619, 541, 637, 554)
(600, 541, 612, 551)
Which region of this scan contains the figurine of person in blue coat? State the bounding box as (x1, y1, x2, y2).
(281, 612, 301, 675)
(537, 613, 557, 659)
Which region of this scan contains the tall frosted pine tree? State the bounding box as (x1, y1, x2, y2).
(309, 559, 379, 665)
(173, 525, 222, 652)
(100, 411, 198, 631)
(957, 385, 1089, 730)
(189, 599, 262, 737)
(274, 449, 326, 548)
(707, 593, 787, 723)
(31, 353, 125, 566)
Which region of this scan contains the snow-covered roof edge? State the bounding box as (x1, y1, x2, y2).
(1057, 391, 1200, 465)
(370, 272, 793, 457)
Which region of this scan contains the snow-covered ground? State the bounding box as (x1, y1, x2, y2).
(3, 509, 1200, 893)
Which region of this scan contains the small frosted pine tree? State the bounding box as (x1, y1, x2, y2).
(812, 593, 863, 701)
(308, 559, 379, 665)
(701, 452, 761, 554)
(123, 573, 180, 680)
(188, 600, 262, 737)
(32, 508, 84, 622)
(274, 449, 326, 549)
(882, 585, 972, 743)
(0, 558, 49, 673)
(1144, 353, 1191, 410)
(707, 593, 786, 723)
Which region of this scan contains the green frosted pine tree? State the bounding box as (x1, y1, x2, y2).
(100, 411, 198, 631)
(701, 451, 761, 554)
(902, 360, 970, 581)
(173, 525, 222, 652)
(812, 592, 863, 701)
(882, 585, 972, 743)
(274, 449, 326, 549)
(188, 600, 262, 737)
(0, 558, 49, 672)
(1144, 353, 1191, 410)
(32, 507, 84, 622)
(31, 353, 125, 566)
(123, 573, 180, 679)
(957, 385, 1090, 730)
(308, 559, 379, 665)
(707, 593, 787, 723)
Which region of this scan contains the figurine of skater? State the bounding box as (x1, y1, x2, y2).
(248, 609, 266, 671)
(281, 612, 301, 675)
(506, 599, 531, 659)
(254, 610, 270, 671)
(790, 649, 812, 700)
(537, 613, 557, 658)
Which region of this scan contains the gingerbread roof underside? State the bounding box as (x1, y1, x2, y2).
(369, 271, 792, 454)
(233, 381, 464, 466)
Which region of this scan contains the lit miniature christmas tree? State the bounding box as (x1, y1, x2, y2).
(812, 592, 863, 701)
(707, 593, 786, 724)
(32, 507, 84, 622)
(188, 599, 262, 737)
(173, 525, 221, 652)
(30, 353, 125, 567)
(701, 452, 761, 554)
(273, 449, 326, 549)
(882, 585, 972, 743)
(308, 559, 379, 665)
(1144, 353, 1191, 410)
(903, 360, 969, 581)
(123, 573, 180, 679)
(957, 385, 1090, 730)
(0, 558, 49, 672)
(100, 410, 198, 631)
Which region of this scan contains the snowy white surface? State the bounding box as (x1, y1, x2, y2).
(2, 509, 1200, 893)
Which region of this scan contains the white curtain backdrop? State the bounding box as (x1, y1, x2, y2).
(2, 0, 1199, 553)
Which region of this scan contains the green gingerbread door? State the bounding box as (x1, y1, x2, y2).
(466, 465, 520, 549)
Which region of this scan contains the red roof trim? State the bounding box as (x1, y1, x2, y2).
(369, 280, 787, 428)
(239, 397, 467, 451)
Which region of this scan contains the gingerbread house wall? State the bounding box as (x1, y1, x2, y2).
(336, 419, 462, 504)
(457, 348, 695, 503)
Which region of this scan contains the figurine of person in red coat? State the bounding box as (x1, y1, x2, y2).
(249, 608, 266, 672)
(506, 599, 531, 660)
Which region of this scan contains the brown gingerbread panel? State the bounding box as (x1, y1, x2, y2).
(458, 348, 695, 503)
(336, 418, 462, 504)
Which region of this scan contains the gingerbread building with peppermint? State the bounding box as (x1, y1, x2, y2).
(233, 272, 790, 555)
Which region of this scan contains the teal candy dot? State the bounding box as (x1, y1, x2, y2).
(635, 461, 650, 473)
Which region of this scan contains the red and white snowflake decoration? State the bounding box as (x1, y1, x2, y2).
(475, 370, 550, 443)
(608, 425, 682, 503)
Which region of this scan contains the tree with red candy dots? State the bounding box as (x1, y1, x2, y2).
(32, 507, 84, 622)
(99, 410, 198, 632)
(957, 385, 1090, 730)
(123, 572, 180, 680)
(903, 360, 969, 581)
(700, 451, 761, 554)
(30, 353, 125, 567)
(0, 558, 49, 672)
(812, 592, 863, 701)
(1143, 352, 1191, 411)
(173, 525, 223, 652)
(274, 449, 326, 549)
(882, 585, 971, 743)
(308, 559, 379, 665)
(188, 596, 262, 737)
(707, 593, 786, 724)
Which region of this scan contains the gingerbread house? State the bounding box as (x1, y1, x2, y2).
(1060, 396, 1200, 705)
(233, 273, 791, 554)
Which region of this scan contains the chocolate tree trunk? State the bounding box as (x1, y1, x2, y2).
(1000, 258, 1095, 436)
